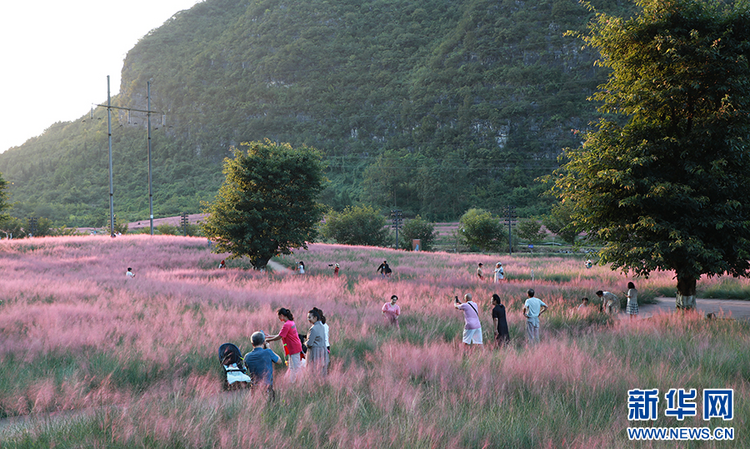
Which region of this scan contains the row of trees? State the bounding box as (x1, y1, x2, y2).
(200, 0, 750, 313)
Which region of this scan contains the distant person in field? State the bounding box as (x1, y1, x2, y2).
(334, 263, 340, 277)
(491, 294, 510, 346)
(577, 297, 590, 310)
(306, 308, 329, 375)
(377, 260, 392, 278)
(244, 331, 283, 401)
(626, 282, 638, 319)
(585, 259, 593, 269)
(382, 295, 401, 327)
(494, 262, 504, 283)
(596, 290, 619, 315)
(298, 261, 305, 274)
(455, 293, 482, 346)
(477, 263, 484, 280)
(265, 308, 304, 379)
(523, 289, 547, 344)
(218, 260, 226, 269)
(126, 267, 135, 278)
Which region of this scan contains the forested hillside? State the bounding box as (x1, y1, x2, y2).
(0, 0, 633, 227)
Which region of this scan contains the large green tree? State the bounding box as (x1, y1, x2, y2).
(554, 0, 750, 309)
(201, 140, 325, 269)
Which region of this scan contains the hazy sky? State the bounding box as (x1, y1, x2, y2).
(0, 0, 201, 153)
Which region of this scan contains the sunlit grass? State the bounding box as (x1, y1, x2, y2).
(0, 236, 748, 447)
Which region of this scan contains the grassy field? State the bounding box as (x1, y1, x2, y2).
(0, 235, 748, 448)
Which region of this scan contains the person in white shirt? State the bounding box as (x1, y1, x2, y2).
(126, 267, 135, 278)
(523, 289, 548, 344)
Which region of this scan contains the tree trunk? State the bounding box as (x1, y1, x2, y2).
(675, 276, 697, 310)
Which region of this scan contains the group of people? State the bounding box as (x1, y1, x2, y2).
(476, 262, 505, 283)
(578, 282, 639, 318)
(241, 306, 331, 399)
(453, 290, 547, 347)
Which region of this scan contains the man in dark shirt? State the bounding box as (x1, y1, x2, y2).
(491, 294, 510, 346)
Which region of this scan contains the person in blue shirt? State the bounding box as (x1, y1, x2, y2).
(244, 331, 283, 401)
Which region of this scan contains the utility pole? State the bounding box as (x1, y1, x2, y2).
(505, 205, 516, 255)
(390, 209, 403, 249)
(96, 78, 162, 236)
(147, 81, 154, 235)
(107, 76, 115, 237)
(181, 212, 189, 236)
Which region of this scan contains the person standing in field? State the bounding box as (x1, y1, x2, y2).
(306, 308, 329, 375)
(626, 282, 638, 319)
(312, 307, 330, 352)
(382, 294, 401, 327)
(494, 262, 504, 283)
(265, 308, 304, 379)
(477, 263, 484, 280)
(491, 294, 510, 346)
(244, 331, 283, 401)
(218, 260, 226, 269)
(523, 289, 547, 344)
(334, 263, 339, 277)
(596, 290, 619, 315)
(298, 261, 305, 274)
(454, 293, 482, 346)
(126, 267, 135, 278)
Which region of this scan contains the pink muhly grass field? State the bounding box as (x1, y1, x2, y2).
(0, 235, 748, 448)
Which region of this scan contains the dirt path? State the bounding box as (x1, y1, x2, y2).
(267, 260, 294, 275)
(636, 297, 750, 320)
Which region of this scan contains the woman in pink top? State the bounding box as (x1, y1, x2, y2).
(382, 295, 401, 326)
(265, 308, 303, 379)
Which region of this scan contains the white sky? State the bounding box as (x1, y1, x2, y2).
(0, 0, 202, 153)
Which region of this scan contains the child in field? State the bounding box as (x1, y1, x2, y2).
(126, 267, 135, 278)
(626, 282, 638, 318)
(382, 295, 401, 327)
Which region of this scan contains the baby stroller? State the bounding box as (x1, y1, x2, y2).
(218, 342, 252, 391)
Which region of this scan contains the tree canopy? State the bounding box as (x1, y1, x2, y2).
(320, 205, 389, 247)
(459, 208, 506, 253)
(553, 0, 750, 309)
(201, 140, 325, 269)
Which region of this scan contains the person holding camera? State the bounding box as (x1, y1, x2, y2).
(244, 331, 283, 401)
(454, 293, 483, 346)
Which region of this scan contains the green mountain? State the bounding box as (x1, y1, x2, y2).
(0, 0, 633, 227)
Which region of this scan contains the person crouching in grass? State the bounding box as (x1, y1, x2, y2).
(244, 331, 283, 401)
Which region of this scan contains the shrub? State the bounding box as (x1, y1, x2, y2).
(320, 205, 389, 246)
